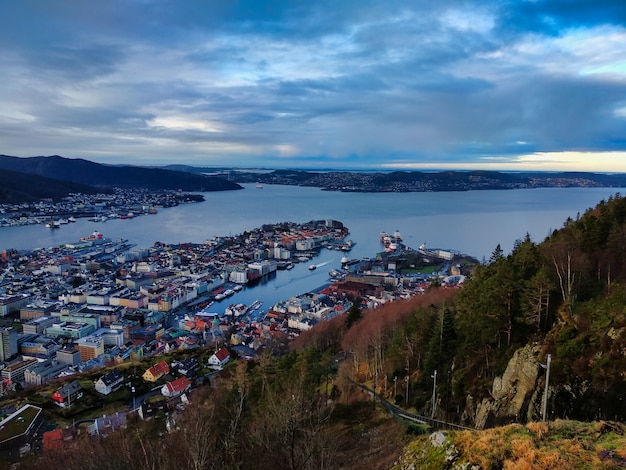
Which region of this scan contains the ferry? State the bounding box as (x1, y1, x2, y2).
(80, 231, 104, 242)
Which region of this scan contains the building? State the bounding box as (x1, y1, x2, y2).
(24, 360, 67, 386)
(207, 347, 230, 367)
(87, 412, 127, 436)
(0, 405, 43, 461)
(56, 348, 81, 367)
(0, 294, 30, 317)
(76, 336, 105, 362)
(142, 360, 169, 382)
(51, 380, 83, 407)
(1, 359, 38, 386)
(0, 327, 18, 361)
(45, 321, 95, 340)
(94, 369, 124, 395)
(19, 335, 60, 359)
(161, 376, 191, 397)
(22, 316, 56, 335)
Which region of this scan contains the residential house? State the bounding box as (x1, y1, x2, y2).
(51, 380, 83, 407)
(87, 412, 127, 436)
(94, 369, 124, 395)
(142, 360, 169, 382)
(172, 357, 198, 377)
(207, 347, 230, 367)
(161, 376, 191, 398)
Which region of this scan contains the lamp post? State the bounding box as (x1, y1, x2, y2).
(541, 354, 551, 422)
(431, 369, 438, 418)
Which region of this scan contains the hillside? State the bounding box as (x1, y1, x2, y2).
(0, 155, 243, 192)
(394, 420, 626, 469)
(230, 168, 626, 192)
(0, 168, 112, 203)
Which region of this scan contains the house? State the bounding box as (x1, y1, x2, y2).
(87, 412, 127, 436)
(142, 360, 169, 382)
(161, 376, 191, 398)
(94, 369, 124, 395)
(172, 357, 198, 377)
(207, 347, 230, 367)
(51, 380, 83, 407)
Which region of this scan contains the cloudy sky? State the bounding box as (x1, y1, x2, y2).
(2, 0, 626, 171)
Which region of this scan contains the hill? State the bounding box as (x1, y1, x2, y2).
(0, 168, 112, 203)
(230, 168, 626, 192)
(394, 420, 626, 469)
(0, 155, 243, 192)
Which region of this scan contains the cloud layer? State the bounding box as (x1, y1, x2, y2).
(2, 0, 626, 170)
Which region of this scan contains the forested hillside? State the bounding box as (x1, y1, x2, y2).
(15, 194, 626, 469)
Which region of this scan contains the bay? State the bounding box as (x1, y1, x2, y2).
(1, 184, 624, 309)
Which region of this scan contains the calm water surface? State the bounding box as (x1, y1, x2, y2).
(2, 185, 623, 308)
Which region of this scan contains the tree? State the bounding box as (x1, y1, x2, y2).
(344, 299, 362, 329)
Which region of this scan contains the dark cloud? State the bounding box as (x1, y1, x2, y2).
(0, 0, 625, 169)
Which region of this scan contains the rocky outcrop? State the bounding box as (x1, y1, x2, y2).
(471, 345, 546, 429)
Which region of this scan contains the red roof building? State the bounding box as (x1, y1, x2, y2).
(142, 360, 170, 382)
(161, 376, 191, 397)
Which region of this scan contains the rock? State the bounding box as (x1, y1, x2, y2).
(472, 345, 544, 428)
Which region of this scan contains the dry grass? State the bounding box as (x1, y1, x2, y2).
(395, 420, 626, 470)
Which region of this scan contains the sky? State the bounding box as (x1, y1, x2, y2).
(2, 0, 626, 171)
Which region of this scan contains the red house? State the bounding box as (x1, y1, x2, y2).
(51, 380, 83, 407)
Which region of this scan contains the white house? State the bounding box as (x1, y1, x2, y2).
(94, 369, 124, 395)
(207, 347, 230, 367)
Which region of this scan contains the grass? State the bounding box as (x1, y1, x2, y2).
(394, 420, 626, 470)
(0, 405, 41, 443)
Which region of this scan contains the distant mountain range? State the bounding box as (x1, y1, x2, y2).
(0, 155, 242, 203)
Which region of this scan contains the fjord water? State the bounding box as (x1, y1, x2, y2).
(2, 184, 624, 308)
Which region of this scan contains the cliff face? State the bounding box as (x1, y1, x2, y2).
(465, 345, 546, 429)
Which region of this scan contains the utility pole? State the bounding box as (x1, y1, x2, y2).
(541, 354, 552, 422)
(393, 376, 397, 399)
(405, 376, 409, 408)
(431, 369, 438, 418)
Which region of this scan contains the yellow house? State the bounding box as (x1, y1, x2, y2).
(142, 360, 169, 382)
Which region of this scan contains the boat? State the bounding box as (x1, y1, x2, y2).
(394, 230, 403, 242)
(58, 218, 69, 225)
(256, 183, 263, 189)
(308, 264, 317, 270)
(80, 231, 104, 242)
(68, 217, 76, 223)
(224, 289, 235, 297)
(225, 303, 249, 317)
(250, 300, 263, 311)
(233, 284, 243, 291)
(286, 262, 293, 270)
(341, 255, 350, 264)
(45, 218, 60, 229)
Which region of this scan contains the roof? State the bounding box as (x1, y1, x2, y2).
(214, 347, 230, 361)
(147, 360, 169, 377)
(164, 376, 191, 394)
(55, 380, 82, 398)
(99, 369, 123, 386)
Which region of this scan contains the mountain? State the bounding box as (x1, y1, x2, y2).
(0, 155, 243, 192)
(0, 168, 112, 203)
